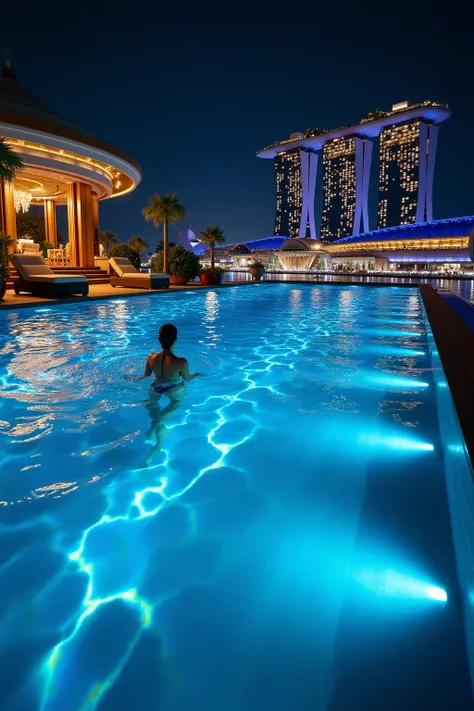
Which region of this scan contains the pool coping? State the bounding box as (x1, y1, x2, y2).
(419, 284, 474, 467)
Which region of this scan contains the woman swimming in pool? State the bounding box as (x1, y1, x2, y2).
(140, 323, 201, 461)
(144, 322, 200, 395)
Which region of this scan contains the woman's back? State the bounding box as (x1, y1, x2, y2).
(150, 351, 184, 382)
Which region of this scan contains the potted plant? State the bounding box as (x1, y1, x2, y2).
(0, 233, 13, 300)
(199, 265, 226, 286)
(249, 259, 265, 281)
(151, 244, 200, 285)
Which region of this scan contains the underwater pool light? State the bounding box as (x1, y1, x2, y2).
(356, 569, 447, 603)
(367, 374, 429, 389)
(359, 433, 434, 452)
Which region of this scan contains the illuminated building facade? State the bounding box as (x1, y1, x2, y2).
(259, 101, 449, 239)
(377, 120, 439, 229)
(194, 217, 474, 273)
(273, 148, 318, 239)
(320, 136, 373, 243)
(321, 137, 356, 242)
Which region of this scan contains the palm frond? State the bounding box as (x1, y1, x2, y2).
(0, 137, 24, 183)
(143, 193, 186, 227)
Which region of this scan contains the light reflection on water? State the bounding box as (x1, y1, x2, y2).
(224, 270, 474, 302)
(0, 284, 471, 711)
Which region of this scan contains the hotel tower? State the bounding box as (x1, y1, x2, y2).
(258, 102, 450, 242)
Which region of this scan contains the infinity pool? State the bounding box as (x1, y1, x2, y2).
(0, 284, 472, 710)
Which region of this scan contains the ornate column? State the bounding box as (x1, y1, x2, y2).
(0, 181, 18, 249)
(44, 198, 57, 248)
(67, 182, 95, 267)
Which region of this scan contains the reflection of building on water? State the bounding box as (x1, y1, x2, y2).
(194, 216, 474, 274)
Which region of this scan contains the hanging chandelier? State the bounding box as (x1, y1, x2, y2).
(14, 188, 32, 213)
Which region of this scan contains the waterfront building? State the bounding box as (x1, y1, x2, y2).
(194, 217, 474, 274)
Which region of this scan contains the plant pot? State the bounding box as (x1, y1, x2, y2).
(199, 272, 223, 286)
(249, 267, 265, 281)
(169, 275, 189, 286)
(0, 275, 6, 301)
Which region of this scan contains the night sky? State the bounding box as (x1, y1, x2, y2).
(2, 3, 473, 250)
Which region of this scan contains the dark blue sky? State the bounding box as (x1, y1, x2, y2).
(3, 2, 473, 249)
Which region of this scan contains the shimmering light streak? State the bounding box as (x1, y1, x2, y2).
(1, 284, 461, 710)
(356, 569, 447, 603)
(366, 374, 429, 389)
(359, 432, 434, 452)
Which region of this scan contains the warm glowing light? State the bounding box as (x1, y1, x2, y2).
(13, 188, 32, 213)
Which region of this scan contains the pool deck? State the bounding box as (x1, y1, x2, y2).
(0, 281, 254, 310)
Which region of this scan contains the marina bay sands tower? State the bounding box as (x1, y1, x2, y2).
(257, 101, 451, 242)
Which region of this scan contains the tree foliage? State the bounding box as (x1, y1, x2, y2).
(16, 211, 63, 248)
(129, 235, 149, 253)
(0, 137, 23, 182)
(143, 193, 186, 273)
(199, 226, 226, 268)
(99, 231, 117, 255)
(151, 244, 200, 279)
(155, 240, 176, 253)
(109, 243, 141, 270)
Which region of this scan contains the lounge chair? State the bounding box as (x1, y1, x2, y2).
(10, 254, 89, 298)
(109, 257, 169, 289)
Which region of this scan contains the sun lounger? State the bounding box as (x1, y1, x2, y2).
(10, 254, 89, 298)
(109, 257, 169, 289)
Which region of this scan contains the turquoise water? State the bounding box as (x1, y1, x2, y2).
(0, 284, 472, 710)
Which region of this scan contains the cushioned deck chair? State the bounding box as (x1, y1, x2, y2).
(10, 254, 89, 298)
(109, 257, 169, 289)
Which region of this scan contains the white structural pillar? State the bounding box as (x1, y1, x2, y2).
(298, 150, 318, 239)
(353, 138, 373, 235)
(416, 123, 439, 223)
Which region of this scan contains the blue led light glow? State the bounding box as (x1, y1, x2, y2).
(356, 569, 447, 603)
(0, 284, 467, 710)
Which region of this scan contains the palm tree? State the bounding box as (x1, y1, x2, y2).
(143, 193, 185, 274)
(129, 235, 149, 254)
(199, 226, 226, 268)
(99, 231, 117, 256)
(0, 137, 23, 183)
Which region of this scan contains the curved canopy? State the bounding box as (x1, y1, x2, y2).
(280, 238, 326, 252)
(331, 217, 474, 245)
(227, 244, 252, 255)
(0, 63, 142, 203)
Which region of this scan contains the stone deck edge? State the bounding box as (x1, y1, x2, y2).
(419, 284, 474, 467)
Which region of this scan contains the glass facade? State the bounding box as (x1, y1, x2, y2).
(378, 121, 423, 228)
(320, 137, 357, 243)
(273, 150, 303, 238)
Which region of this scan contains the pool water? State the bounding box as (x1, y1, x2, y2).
(0, 284, 472, 710)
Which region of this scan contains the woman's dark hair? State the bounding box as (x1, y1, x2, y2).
(158, 324, 177, 374)
(159, 323, 177, 350)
